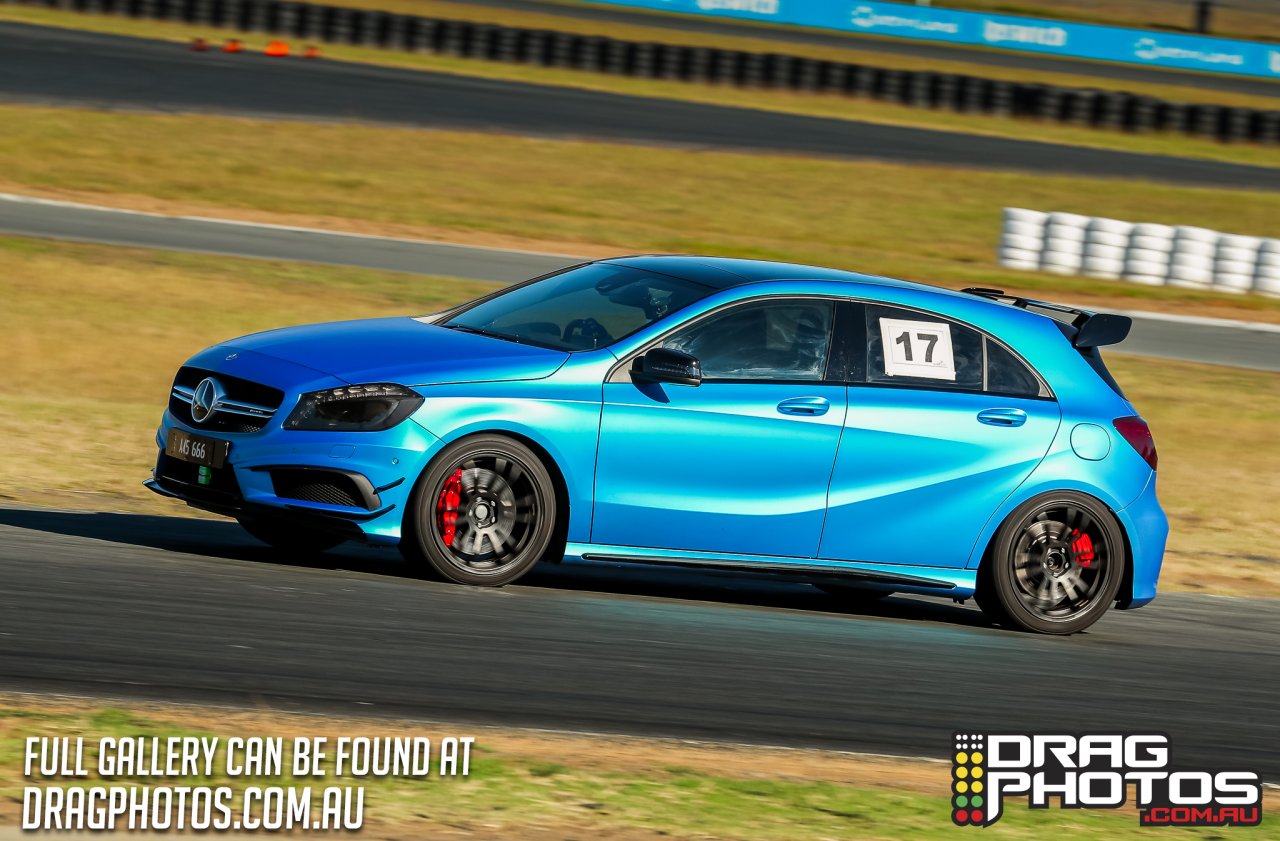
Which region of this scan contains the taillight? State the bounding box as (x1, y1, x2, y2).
(1113, 416, 1157, 471)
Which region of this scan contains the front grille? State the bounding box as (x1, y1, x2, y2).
(169, 366, 285, 433)
(155, 452, 242, 503)
(270, 469, 370, 509)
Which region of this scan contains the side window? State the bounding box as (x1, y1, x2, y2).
(986, 340, 1043, 397)
(866, 305, 983, 391)
(862, 304, 1046, 397)
(663, 299, 834, 381)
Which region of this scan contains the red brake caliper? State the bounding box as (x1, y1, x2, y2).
(1070, 529, 1095, 567)
(436, 469, 463, 547)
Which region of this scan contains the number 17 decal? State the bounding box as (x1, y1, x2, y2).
(879, 318, 957, 381)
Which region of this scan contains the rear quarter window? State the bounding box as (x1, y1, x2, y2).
(986, 340, 1043, 397)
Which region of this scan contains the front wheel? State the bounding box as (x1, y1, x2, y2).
(978, 492, 1125, 635)
(401, 435, 563, 586)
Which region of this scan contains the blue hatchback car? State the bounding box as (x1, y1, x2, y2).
(148, 256, 1166, 634)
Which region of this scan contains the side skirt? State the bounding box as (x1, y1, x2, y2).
(566, 542, 977, 596)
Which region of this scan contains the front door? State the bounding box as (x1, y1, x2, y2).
(592, 298, 846, 558)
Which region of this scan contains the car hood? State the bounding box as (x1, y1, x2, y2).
(221, 317, 570, 386)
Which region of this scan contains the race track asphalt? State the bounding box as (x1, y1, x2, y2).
(2, 22, 1279, 189)
(468, 0, 1280, 99)
(3, 194, 1278, 372)
(0, 506, 1275, 776)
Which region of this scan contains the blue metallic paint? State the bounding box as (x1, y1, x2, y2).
(150, 256, 1166, 609)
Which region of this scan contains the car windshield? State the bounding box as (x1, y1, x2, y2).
(443, 264, 714, 351)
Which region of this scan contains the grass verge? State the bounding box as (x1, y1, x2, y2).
(0, 236, 1276, 594)
(2, 105, 1280, 324)
(3, 4, 1280, 169)
(3, 694, 1276, 839)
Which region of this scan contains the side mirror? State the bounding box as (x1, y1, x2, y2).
(631, 347, 702, 387)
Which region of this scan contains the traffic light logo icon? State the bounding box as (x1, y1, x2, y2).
(952, 733, 986, 826)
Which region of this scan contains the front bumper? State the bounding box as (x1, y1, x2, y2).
(148, 410, 441, 545)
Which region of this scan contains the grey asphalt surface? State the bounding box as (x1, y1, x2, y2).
(471, 0, 1280, 99)
(3, 195, 1277, 371)
(3, 23, 1280, 189)
(0, 506, 1275, 776)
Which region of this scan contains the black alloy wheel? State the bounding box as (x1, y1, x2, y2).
(403, 435, 562, 585)
(978, 492, 1125, 635)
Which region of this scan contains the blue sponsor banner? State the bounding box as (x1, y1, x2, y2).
(579, 0, 1280, 80)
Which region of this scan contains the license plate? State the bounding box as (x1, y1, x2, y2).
(165, 428, 230, 469)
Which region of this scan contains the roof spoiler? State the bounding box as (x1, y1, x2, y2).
(959, 288, 1131, 348)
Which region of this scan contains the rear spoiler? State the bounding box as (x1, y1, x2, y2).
(959, 288, 1131, 348)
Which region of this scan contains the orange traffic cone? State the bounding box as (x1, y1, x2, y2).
(222, 38, 243, 53)
(190, 37, 209, 51)
(264, 40, 289, 57)
(302, 44, 321, 59)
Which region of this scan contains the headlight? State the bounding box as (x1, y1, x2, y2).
(283, 384, 424, 431)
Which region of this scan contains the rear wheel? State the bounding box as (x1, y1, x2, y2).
(979, 492, 1125, 635)
(402, 435, 563, 585)
(237, 517, 346, 555)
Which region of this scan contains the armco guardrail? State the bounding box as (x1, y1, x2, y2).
(578, 0, 1280, 82)
(7, 0, 1279, 145)
(999, 208, 1280, 295)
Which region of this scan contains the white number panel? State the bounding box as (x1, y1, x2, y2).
(879, 318, 957, 381)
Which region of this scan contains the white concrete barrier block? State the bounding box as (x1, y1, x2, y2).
(1130, 235, 1174, 253)
(1216, 259, 1258, 276)
(1047, 211, 1091, 227)
(997, 211, 1272, 295)
(1216, 248, 1260, 266)
(1170, 239, 1217, 258)
(1005, 220, 1045, 239)
(1045, 236, 1087, 254)
(1254, 275, 1280, 297)
(1132, 222, 1176, 238)
(1000, 244, 1041, 259)
(1088, 217, 1133, 235)
(1171, 254, 1215, 271)
(1086, 230, 1131, 248)
(1004, 208, 1049, 225)
(1001, 233, 1044, 252)
(1042, 252, 1084, 270)
(1082, 256, 1124, 279)
(1126, 248, 1172, 265)
(1174, 225, 1220, 243)
(1212, 273, 1254, 294)
(1084, 243, 1127, 260)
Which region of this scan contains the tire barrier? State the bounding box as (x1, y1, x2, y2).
(1000, 208, 1280, 295)
(8, 0, 1279, 146)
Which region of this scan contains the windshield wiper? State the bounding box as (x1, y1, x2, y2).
(444, 323, 565, 350)
(445, 324, 525, 344)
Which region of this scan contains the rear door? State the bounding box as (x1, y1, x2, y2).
(593, 297, 847, 558)
(818, 302, 1061, 568)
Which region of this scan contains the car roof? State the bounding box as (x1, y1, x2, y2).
(601, 254, 974, 301)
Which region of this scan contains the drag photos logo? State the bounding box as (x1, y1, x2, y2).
(951, 732, 1262, 827)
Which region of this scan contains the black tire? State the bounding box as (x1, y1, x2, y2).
(978, 492, 1125, 635)
(237, 517, 346, 555)
(816, 582, 892, 603)
(401, 435, 563, 586)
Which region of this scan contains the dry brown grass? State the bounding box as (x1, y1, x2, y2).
(1, 105, 1279, 324)
(0, 237, 495, 509)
